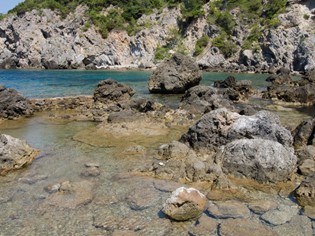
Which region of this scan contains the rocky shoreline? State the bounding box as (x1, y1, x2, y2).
(1, 59, 315, 235)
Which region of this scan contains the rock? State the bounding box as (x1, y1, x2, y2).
(189, 214, 218, 236)
(148, 53, 202, 94)
(293, 118, 315, 148)
(0, 134, 39, 176)
(260, 204, 300, 226)
(157, 141, 196, 161)
(303, 206, 315, 219)
(107, 110, 142, 123)
(162, 187, 208, 221)
(207, 201, 250, 219)
(93, 79, 135, 104)
(219, 218, 277, 236)
(81, 166, 100, 177)
(45, 180, 94, 209)
(273, 215, 313, 236)
(296, 145, 315, 165)
(0, 85, 33, 119)
(214, 76, 237, 88)
(248, 200, 278, 215)
(126, 185, 161, 211)
(179, 85, 233, 114)
(180, 108, 293, 152)
(294, 172, 315, 207)
(219, 139, 297, 183)
(299, 159, 315, 176)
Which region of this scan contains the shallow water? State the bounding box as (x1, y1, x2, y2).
(0, 70, 313, 235)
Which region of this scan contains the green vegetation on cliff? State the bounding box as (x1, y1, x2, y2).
(9, 0, 288, 59)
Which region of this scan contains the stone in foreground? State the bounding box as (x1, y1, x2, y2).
(294, 172, 315, 207)
(162, 187, 208, 221)
(0, 85, 33, 119)
(148, 53, 202, 94)
(0, 134, 39, 175)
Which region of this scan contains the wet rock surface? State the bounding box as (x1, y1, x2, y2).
(219, 218, 278, 236)
(0, 134, 39, 176)
(207, 201, 250, 219)
(162, 187, 208, 221)
(0, 85, 33, 119)
(148, 53, 202, 94)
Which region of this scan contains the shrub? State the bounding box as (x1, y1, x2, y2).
(215, 11, 236, 35)
(212, 33, 238, 58)
(155, 45, 171, 60)
(194, 35, 209, 56)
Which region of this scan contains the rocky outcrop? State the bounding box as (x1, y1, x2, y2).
(93, 79, 135, 104)
(292, 117, 315, 148)
(0, 85, 33, 119)
(179, 85, 233, 114)
(262, 68, 315, 105)
(162, 187, 208, 221)
(0, 134, 39, 176)
(0, 2, 314, 72)
(148, 53, 202, 94)
(214, 76, 256, 101)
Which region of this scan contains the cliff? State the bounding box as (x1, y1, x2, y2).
(0, 1, 314, 73)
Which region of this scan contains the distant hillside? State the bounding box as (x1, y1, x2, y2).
(0, 0, 314, 72)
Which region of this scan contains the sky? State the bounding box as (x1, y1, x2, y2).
(0, 0, 25, 14)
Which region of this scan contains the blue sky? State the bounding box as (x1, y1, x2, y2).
(0, 0, 25, 14)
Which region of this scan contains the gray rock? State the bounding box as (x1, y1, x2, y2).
(162, 187, 208, 221)
(296, 145, 315, 165)
(273, 215, 313, 236)
(260, 204, 300, 226)
(248, 200, 278, 215)
(157, 141, 196, 161)
(219, 218, 277, 236)
(179, 85, 233, 114)
(299, 159, 315, 176)
(219, 139, 297, 183)
(148, 53, 202, 94)
(207, 201, 250, 219)
(0, 85, 33, 119)
(180, 108, 293, 152)
(93, 79, 135, 104)
(0, 134, 39, 176)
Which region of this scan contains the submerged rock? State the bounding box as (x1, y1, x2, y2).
(0, 85, 33, 119)
(148, 53, 202, 94)
(219, 218, 277, 236)
(0, 134, 39, 176)
(162, 187, 208, 221)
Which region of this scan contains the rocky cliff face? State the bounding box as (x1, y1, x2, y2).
(0, 1, 314, 72)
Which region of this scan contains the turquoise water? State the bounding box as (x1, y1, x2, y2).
(0, 69, 269, 98)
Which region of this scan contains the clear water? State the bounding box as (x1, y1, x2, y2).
(0, 69, 269, 98)
(0, 70, 312, 235)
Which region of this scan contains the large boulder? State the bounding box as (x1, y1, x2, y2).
(162, 187, 208, 221)
(93, 79, 135, 104)
(180, 108, 293, 152)
(179, 85, 233, 114)
(0, 134, 39, 176)
(0, 85, 33, 119)
(148, 53, 202, 94)
(218, 139, 297, 183)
